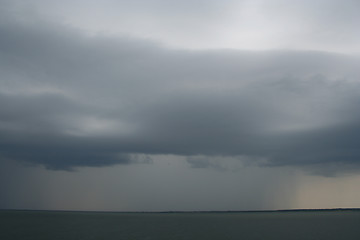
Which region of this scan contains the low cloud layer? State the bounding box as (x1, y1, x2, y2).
(1, 4, 360, 174)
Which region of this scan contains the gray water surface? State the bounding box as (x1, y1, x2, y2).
(1, 210, 359, 240)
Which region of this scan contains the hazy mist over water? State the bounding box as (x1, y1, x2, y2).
(1, 210, 360, 240)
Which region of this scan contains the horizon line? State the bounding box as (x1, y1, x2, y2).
(1, 207, 360, 214)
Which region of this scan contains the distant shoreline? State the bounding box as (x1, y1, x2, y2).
(1, 208, 360, 214)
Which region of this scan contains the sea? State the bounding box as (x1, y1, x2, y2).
(1, 209, 360, 240)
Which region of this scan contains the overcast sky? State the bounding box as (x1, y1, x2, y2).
(1, 0, 360, 211)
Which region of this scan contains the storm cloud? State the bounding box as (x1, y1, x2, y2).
(1, 1, 360, 174)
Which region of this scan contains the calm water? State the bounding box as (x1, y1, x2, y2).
(1, 210, 360, 240)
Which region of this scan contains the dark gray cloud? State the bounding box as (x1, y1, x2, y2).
(1, 4, 360, 174)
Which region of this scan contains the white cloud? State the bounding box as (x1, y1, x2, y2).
(18, 0, 360, 53)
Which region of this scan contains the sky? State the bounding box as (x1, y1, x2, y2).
(1, 0, 360, 211)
